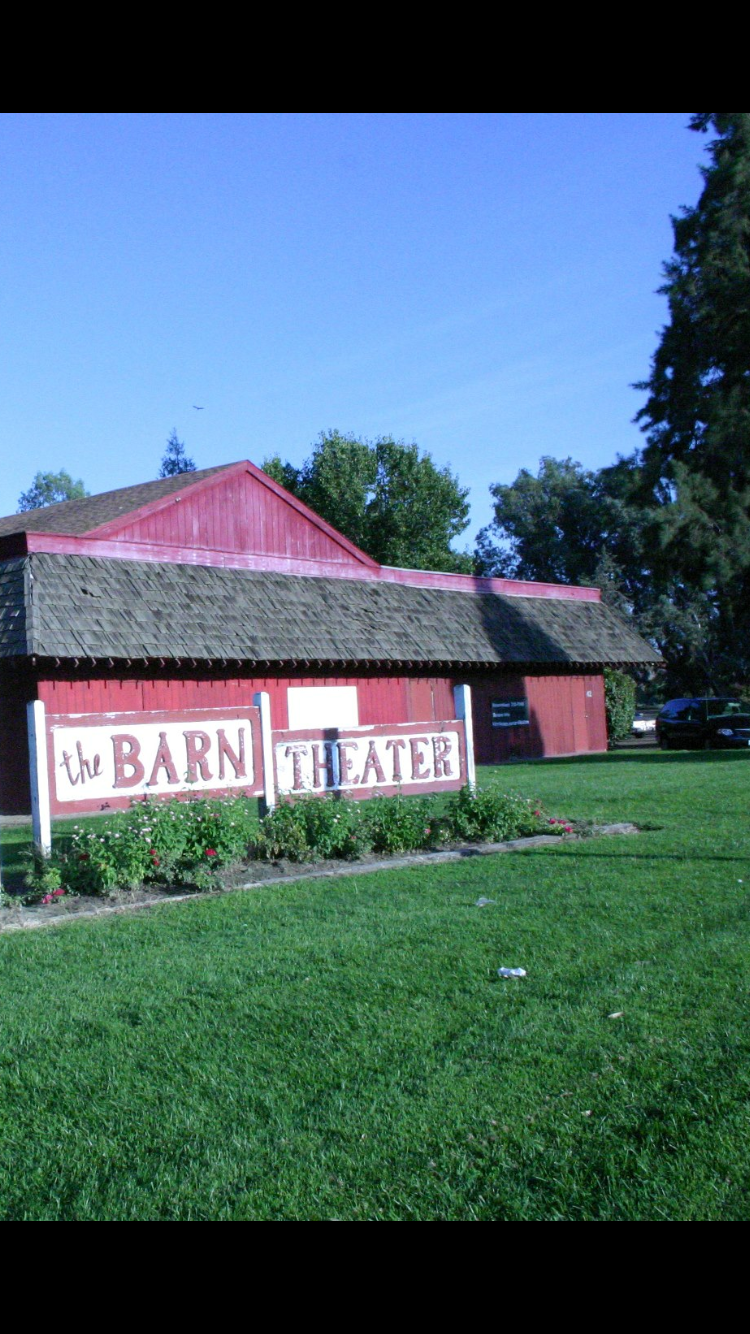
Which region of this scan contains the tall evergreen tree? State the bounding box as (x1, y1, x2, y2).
(159, 429, 196, 478)
(635, 113, 750, 690)
(475, 117, 750, 694)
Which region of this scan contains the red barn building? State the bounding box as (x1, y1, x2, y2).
(0, 460, 660, 815)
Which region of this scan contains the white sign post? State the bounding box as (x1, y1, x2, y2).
(253, 691, 276, 812)
(453, 684, 476, 789)
(27, 700, 52, 856)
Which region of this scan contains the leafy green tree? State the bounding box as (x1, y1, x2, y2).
(263, 430, 472, 572)
(159, 429, 196, 478)
(17, 470, 89, 512)
(264, 433, 376, 554)
(635, 112, 750, 691)
(475, 457, 606, 583)
(474, 456, 645, 610)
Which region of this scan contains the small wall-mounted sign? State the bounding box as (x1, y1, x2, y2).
(491, 699, 529, 728)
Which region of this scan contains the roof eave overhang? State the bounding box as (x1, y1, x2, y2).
(18, 654, 662, 673)
(5, 536, 604, 602)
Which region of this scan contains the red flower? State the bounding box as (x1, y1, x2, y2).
(52, 888, 65, 897)
(79, 853, 89, 861)
(205, 849, 217, 857)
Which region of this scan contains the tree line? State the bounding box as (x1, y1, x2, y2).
(473, 114, 750, 696)
(13, 115, 750, 695)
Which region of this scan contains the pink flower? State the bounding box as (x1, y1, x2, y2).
(205, 849, 217, 858)
(52, 888, 65, 897)
(41, 894, 53, 904)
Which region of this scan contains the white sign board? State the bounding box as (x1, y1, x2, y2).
(51, 716, 256, 804)
(287, 686, 359, 730)
(275, 728, 461, 795)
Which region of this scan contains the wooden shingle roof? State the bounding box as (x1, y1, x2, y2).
(0, 558, 27, 656)
(0, 464, 236, 538)
(0, 553, 662, 667)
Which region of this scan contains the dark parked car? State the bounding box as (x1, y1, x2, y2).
(656, 698, 750, 750)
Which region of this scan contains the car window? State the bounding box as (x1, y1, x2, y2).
(711, 710, 750, 726)
(707, 699, 744, 718)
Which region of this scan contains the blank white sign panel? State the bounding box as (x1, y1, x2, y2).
(287, 686, 359, 730)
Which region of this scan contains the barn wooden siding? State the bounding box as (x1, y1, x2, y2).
(468, 671, 607, 761)
(1, 662, 607, 815)
(35, 670, 456, 732)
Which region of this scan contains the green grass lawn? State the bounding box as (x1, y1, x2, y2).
(0, 824, 34, 889)
(1, 750, 749, 1220)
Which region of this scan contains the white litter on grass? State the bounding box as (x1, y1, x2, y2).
(498, 967, 527, 979)
(475, 897, 496, 907)
(608, 1011, 625, 1019)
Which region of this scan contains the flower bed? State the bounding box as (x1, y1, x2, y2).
(21, 787, 575, 902)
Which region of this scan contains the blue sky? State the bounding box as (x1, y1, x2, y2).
(0, 113, 704, 544)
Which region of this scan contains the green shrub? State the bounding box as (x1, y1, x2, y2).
(363, 794, 445, 854)
(27, 795, 259, 898)
(18, 850, 65, 905)
(24, 785, 572, 899)
(253, 796, 368, 862)
(604, 668, 636, 743)
(446, 786, 557, 842)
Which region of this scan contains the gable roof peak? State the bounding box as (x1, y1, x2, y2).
(0, 462, 240, 540)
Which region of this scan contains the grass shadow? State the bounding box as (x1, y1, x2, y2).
(482, 749, 750, 770)
(515, 848, 750, 864)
